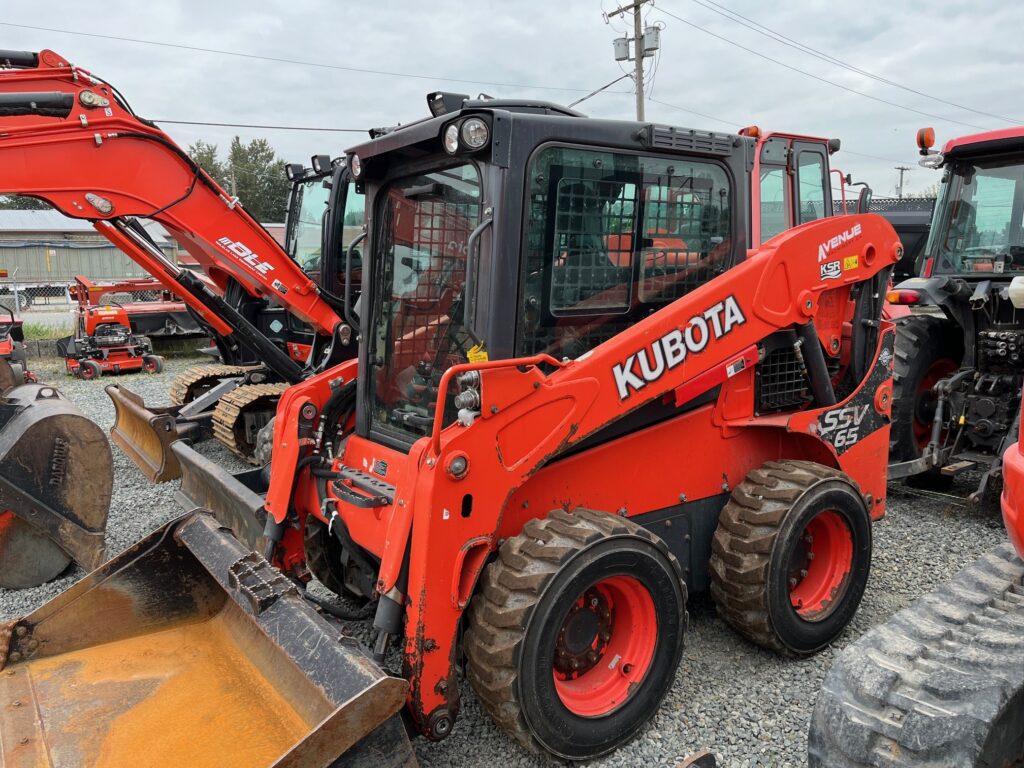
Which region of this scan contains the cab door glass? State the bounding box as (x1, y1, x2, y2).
(796, 151, 827, 224)
(288, 179, 330, 273)
(760, 166, 788, 241)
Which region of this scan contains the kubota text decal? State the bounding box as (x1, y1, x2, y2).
(612, 296, 746, 400)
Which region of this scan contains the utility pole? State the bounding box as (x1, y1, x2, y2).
(607, 0, 658, 121)
(895, 165, 912, 199)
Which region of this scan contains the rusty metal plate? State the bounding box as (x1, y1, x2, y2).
(106, 384, 186, 483)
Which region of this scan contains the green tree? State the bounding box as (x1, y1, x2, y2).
(187, 139, 228, 189)
(227, 137, 290, 223)
(0, 195, 52, 211)
(187, 137, 290, 222)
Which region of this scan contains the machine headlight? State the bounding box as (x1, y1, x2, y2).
(443, 123, 461, 154)
(349, 154, 362, 178)
(460, 117, 489, 150)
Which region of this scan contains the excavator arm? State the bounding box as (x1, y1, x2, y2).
(0, 49, 347, 368)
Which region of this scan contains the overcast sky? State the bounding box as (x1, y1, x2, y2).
(4, 1, 1021, 198)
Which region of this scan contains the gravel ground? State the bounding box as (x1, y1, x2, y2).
(0, 356, 1009, 767)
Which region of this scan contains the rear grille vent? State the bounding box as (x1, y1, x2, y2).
(755, 341, 842, 414)
(757, 346, 812, 413)
(640, 125, 735, 156)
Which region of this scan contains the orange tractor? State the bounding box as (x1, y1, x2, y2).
(0, 82, 903, 764)
(810, 126, 1024, 768)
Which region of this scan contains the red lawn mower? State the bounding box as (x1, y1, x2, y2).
(58, 301, 164, 380)
(0, 307, 35, 390)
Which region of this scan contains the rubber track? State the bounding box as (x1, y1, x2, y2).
(211, 382, 287, 463)
(809, 543, 1024, 767)
(709, 460, 855, 654)
(168, 364, 252, 405)
(463, 508, 686, 755)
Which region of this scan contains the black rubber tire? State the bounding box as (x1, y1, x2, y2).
(809, 543, 1024, 767)
(709, 460, 872, 656)
(77, 359, 101, 380)
(464, 508, 687, 761)
(142, 354, 164, 374)
(890, 315, 963, 486)
(303, 515, 370, 601)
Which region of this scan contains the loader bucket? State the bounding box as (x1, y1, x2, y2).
(172, 439, 267, 552)
(0, 384, 112, 589)
(106, 384, 196, 482)
(0, 513, 416, 768)
(0, 360, 19, 394)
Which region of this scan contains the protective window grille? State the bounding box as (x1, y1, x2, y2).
(638, 179, 728, 303)
(518, 147, 733, 362)
(550, 179, 634, 313)
(370, 171, 480, 438)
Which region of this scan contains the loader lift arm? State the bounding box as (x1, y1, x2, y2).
(0, 48, 349, 381)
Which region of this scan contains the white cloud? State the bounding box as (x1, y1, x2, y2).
(4, 0, 1021, 196)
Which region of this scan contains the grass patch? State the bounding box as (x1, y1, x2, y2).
(21, 322, 71, 340)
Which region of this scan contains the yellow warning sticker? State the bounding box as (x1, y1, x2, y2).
(844, 255, 859, 271)
(467, 343, 489, 363)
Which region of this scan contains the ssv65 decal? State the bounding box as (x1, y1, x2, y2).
(613, 296, 746, 400)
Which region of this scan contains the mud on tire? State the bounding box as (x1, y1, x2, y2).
(709, 460, 872, 656)
(809, 543, 1024, 767)
(464, 508, 687, 761)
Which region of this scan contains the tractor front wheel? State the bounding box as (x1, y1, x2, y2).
(709, 460, 871, 656)
(889, 315, 962, 486)
(464, 508, 686, 761)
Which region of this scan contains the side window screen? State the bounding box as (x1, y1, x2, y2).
(797, 152, 827, 224)
(760, 167, 788, 241)
(519, 147, 733, 360)
(639, 175, 728, 303)
(550, 179, 635, 313)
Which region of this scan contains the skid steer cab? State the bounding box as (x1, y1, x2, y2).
(203, 93, 901, 760)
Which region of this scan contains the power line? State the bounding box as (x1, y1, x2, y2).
(651, 5, 990, 131)
(696, 0, 1020, 125)
(0, 20, 602, 94)
(154, 119, 367, 133)
(568, 73, 634, 108)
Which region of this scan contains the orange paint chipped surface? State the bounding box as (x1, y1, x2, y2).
(23, 614, 310, 767)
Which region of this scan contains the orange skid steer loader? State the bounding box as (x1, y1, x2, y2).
(2, 91, 901, 764)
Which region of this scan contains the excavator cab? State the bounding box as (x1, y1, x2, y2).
(107, 161, 365, 480)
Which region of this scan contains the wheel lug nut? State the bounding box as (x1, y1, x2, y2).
(807, 552, 815, 561)
(789, 578, 798, 587)
(590, 598, 599, 609)
(800, 569, 808, 578)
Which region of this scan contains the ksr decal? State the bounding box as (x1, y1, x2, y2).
(612, 296, 746, 400)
